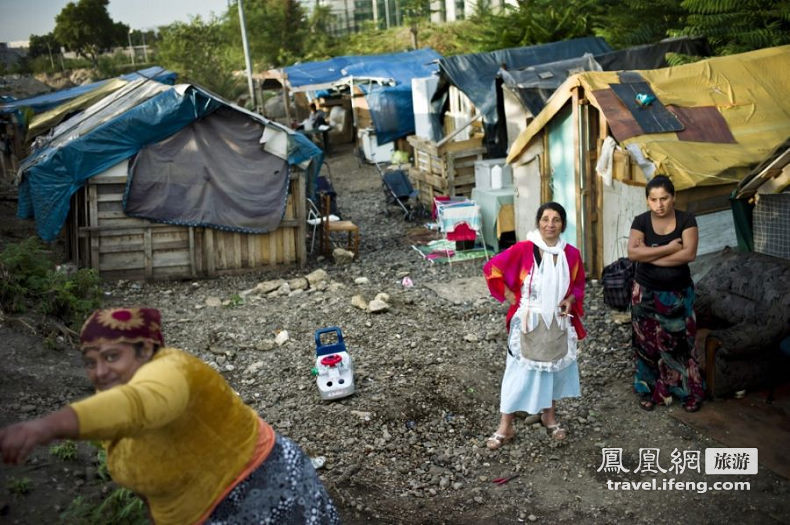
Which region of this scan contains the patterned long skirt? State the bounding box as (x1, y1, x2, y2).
(207, 434, 341, 525)
(631, 281, 705, 406)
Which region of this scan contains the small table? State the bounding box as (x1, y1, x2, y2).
(471, 187, 515, 252)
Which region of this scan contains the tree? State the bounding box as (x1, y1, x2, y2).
(28, 33, 61, 60)
(158, 16, 244, 100)
(53, 0, 129, 67)
(674, 0, 790, 55)
(301, 5, 341, 61)
(593, 0, 686, 49)
(225, 0, 310, 68)
(466, 0, 598, 51)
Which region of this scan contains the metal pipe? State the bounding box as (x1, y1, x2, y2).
(238, 0, 256, 110)
(127, 29, 135, 66)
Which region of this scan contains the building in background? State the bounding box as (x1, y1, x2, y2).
(301, 0, 514, 36)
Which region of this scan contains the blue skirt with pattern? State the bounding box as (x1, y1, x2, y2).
(207, 434, 340, 524)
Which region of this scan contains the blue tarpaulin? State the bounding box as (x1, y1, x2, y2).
(436, 37, 612, 155)
(18, 84, 322, 241)
(283, 49, 441, 144)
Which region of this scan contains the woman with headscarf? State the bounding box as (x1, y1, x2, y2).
(483, 202, 586, 448)
(0, 307, 340, 524)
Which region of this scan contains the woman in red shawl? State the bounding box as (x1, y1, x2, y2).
(483, 202, 586, 447)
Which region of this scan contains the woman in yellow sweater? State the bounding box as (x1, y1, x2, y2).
(0, 307, 340, 525)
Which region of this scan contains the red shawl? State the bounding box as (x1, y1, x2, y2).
(483, 240, 586, 339)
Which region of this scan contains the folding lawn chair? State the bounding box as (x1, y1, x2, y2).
(373, 163, 423, 221)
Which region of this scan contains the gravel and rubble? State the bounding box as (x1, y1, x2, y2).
(1, 144, 789, 524)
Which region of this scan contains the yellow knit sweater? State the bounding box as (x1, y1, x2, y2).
(70, 347, 273, 525)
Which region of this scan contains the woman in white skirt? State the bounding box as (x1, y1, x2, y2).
(482, 202, 587, 448)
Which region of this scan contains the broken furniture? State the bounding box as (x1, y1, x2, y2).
(694, 250, 790, 399)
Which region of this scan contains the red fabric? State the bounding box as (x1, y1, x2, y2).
(483, 240, 586, 339)
(446, 222, 476, 241)
(80, 308, 165, 350)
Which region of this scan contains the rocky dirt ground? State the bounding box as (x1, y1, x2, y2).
(1, 143, 789, 524)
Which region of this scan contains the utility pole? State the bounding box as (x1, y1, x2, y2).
(127, 29, 135, 66)
(238, 0, 256, 110)
(45, 41, 54, 70)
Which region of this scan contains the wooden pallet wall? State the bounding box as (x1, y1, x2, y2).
(67, 163, 305, 280)
(406, 135, 485, 206)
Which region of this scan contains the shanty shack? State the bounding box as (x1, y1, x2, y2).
(16, 82, 322, 280)
(506, 45, 790, 277)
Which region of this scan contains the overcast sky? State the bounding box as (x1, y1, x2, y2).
(1, 0, 231, 43)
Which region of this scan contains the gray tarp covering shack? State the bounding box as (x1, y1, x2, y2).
(434, 36, 612, 156)
(125, 107, 290, 233)
(498, 54, 603, 117)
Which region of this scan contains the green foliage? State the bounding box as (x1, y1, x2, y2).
(59, 443, 147, 524)
(49, 440, 79, 461)
(664, 51, 705, 66)
(0, 237, 102, 330)
(60, 488, 148, 525)
(593, 0, 686, 49)
(54, 0, 129, 67)
(225, 293, 244, 308)
(225, 0, 311, 68)
(158, 16, 245, 101)
(28, 33, 62, 60)
(673, 0, 790, 54)
(464, 0, 599, 51)
(6, 476, 33, 496)
(94, 446, 110, 481)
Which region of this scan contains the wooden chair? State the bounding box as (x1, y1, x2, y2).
(320, 193, 359, 257)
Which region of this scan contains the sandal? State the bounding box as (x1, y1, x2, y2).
(540, 413, 567, 441)
(638, 394, 655, 412)
(486, 431, 515, 450)
(683, 399, 702, 413)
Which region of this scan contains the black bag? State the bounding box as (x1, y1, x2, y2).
(601, 257, 635, 310)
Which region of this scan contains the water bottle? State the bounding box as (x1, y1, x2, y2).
(491, 164, 503, 190)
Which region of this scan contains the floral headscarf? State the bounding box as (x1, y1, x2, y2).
(79, 308, 164, 351)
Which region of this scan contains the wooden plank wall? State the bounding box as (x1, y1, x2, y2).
(69, 168, 305, 280)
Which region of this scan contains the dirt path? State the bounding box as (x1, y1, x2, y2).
(1, 144, 789, 524)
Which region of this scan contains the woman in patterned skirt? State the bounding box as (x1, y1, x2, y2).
(628, 175, 705, 412)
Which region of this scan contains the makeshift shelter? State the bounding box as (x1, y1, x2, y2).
(26, 67, 176, 141)
(258, 49, 441, 151)
(0, 67, 176, 182)
(498, 37, 712, 150)
(731, 138, 790, 258)
(506, 45, 790, 277)
(434, 37, 612, 157)
(17, 83, 322, 280)
(0, 66, 177, 119)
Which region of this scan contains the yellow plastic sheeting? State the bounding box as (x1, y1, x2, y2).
(27, 78, 129, 139)
(508, 45, 790, 191)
